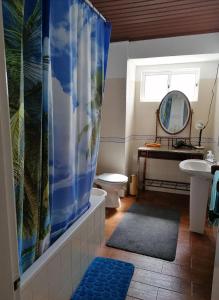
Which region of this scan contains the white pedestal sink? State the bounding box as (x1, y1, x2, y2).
(179, 159, 212, 234)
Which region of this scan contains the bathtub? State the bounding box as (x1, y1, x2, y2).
(20, 188, 106, 300)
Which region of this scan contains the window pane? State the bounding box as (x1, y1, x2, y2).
(144, 74, 169, 101)
(170, 73, 197, 101)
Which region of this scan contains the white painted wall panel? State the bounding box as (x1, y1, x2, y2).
(213, 79, 219, 161)
(128, 33, 219, 59)
(20, 197, 105, 300)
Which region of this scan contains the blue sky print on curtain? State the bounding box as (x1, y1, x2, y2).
(2, 0, 110, 272)
(49, 0, 111, 242)
(2, 0, 51, 273)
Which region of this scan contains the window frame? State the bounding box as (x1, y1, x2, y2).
(140, 68, 200, 103)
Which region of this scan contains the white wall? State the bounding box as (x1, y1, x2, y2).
(97, 33, 219, 176)
(211, 70, 219, 300)
(128, 33, 219, 59)
(124, 61, 136, 175)
(135, 62, 218, 139)
(213, 77, 219, 161)
(97, 42, 128, 174)
(128, 61, 219, 183)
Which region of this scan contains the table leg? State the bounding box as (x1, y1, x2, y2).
(143, 157, 147, 191)
(137, 155, 140, 199)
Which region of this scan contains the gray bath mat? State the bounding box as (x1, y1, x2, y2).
(106, 203, 180, 261)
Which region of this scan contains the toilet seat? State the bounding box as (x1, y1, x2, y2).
(96, 173, 128, 184)
(95, 173, 128, 208)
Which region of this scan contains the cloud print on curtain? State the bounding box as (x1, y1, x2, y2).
(2, 0, 51, 273)
(2, 0, 111, 273)
(49, 0, 111, 243)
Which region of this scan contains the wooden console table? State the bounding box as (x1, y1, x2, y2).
(137, 146, 205, 195)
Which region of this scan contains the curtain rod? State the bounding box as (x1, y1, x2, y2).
(85, 0, 106, 22)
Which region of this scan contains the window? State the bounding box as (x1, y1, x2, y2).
(140, 68, 200, 102)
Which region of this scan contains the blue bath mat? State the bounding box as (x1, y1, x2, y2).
(71, 257, 134, 300)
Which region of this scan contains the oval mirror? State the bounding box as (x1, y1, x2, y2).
(158, 90, 191, 135)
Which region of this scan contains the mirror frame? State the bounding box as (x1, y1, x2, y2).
(158, 90, 192, 135)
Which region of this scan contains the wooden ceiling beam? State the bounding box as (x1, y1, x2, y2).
(111, 14, 219, 30)
(112, 28, 219, 42)
(91, 0, 219, 42)
(112, 23, 219, 38)
(107, 7, 219, 25)
(92, 0, 211, 10)
(95, 0, 218, 15)
(111, 16, 219, 32)
(112, 24, 219, 40)
(107, 14, 218, 25)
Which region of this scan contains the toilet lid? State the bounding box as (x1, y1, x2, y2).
(97, 173, 128, 183)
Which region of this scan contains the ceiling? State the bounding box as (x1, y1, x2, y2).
(92, 0, 219, 42)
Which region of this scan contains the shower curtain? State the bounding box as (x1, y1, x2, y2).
(2, 0, 111, 273)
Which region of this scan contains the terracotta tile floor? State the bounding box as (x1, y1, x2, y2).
(97, 191, 217, 300)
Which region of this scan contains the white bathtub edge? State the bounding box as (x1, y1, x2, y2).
(20, 192, 105, 289)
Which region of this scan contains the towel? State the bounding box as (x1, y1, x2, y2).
(209, 170, 219, 225)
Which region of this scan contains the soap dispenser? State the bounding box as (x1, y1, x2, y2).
(206, 150, 216, 163)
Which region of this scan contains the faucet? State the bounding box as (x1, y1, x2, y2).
(205, 150, 217, 164)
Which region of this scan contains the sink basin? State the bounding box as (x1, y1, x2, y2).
(179, 159, 212, 178)
(179, 159, 212, 234)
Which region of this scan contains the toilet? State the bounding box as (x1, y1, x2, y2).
(95, 173, 128, 208)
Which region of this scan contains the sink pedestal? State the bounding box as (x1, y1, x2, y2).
(190, 176, 210, 234)
(179, 159, 212, 234)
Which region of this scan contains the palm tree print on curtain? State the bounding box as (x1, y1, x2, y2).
(49, 0, 111, 242)
(2, 0, 51, 273)
(2, 0, 111, 272)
